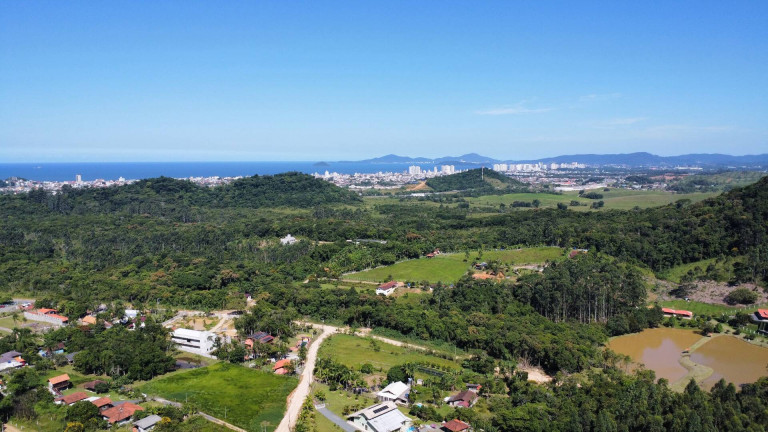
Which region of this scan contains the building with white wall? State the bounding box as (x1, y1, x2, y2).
(171, 328, 217, 356)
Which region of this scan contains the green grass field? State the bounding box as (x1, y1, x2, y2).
(344, 247, 563, 283)
(142, 363, 297, 432)
(318, 334, 460, 374)
(344, 254, 468, 283)
(465, 190, 717, 212)
(658, 299, 768, 317)
(656, 257, 744, 284)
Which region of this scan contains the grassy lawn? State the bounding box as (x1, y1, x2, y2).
(345, 254, 469, 283)
(481, 247, 564, 264)
(345, 247, 562, 284)
(658, 299, 765, 317)
(142, 362, 298, 432)
(656, 257, 744, 283)
(465, 190, 717, 212)
(318, 334, 460, 375)
(0, 315, 20, 329)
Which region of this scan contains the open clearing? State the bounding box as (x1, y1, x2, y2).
(318, 334, 460, 375)
(344, 247, 562, 283)
(465, 190, 716, 211)
(142, 362, 297, 432)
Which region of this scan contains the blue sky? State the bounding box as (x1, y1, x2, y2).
(1, 1, 766, 162)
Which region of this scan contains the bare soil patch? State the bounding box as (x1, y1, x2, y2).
(684, 281, 767, 305)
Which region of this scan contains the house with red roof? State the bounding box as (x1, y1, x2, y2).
(442, 419, 471, 432)
(661, 308, 693, 319)
(91, 397, 113, 411)
(102, 402, 144, 425)
(752, 309, 768, 334)
(376, 281, 400, 296)
(55, 391, 88, 405)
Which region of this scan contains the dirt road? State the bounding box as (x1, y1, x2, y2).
(274, 323, 339, 432)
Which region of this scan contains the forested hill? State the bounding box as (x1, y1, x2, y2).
(425, 168, 527, 192)
(17, 172, 360, 215)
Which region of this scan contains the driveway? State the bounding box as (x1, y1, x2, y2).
(315, 404, 358, 432)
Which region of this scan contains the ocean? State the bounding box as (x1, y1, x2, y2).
(0, 161, 484, 182)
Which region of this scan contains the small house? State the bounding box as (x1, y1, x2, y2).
(82, 379, 107, 392)
(445, 390, 478, 408)
(48, 374, 71, 393)
(376, 281, 399, 296)
(91, 396, 113, 411)
(280, 234, 297, 245)
(102, 402, 144, 425)
(55, 391, 88, 405)
(442, 419, 471, 432)
(134, 414, 162, 432)
(376, 381, 409, 404)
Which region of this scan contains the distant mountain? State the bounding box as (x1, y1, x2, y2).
(344, 153, 499, 164)
(514, 152, 768, 167)
(344, 152, 768, 168)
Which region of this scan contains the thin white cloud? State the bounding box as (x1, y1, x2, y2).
(476, 102, 553, 116)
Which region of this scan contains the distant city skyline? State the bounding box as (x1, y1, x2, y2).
(1, 1, 766, 162)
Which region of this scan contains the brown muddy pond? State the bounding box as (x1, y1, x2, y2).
(607, 328, 702, 382)
(608, 328, 768, 387)
(691, 336, 768, 388)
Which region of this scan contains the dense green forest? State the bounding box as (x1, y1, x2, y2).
(2, 174, 766, 311)
(425, 168, 528, 192)
(1, 172, 768, 430)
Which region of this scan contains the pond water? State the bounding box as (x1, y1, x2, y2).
(608, 328, 768, 388)
(607, 328, 702, 382)
(691, 336, 768, 388)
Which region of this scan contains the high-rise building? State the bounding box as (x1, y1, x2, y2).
(75, 174, 82, 183)
(408, 165, 422, 175)
(492, 163, 508, 172)
(440, 165, 455, 175)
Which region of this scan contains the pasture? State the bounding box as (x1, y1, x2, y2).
(142, 362, 297, 432)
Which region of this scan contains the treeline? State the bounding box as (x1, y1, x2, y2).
(1, 174, 767, 312)
(473, 369, 768, 432)
(21, 172, 360, 217)
(425, 168, 527, 192)
(261, 277, 630, 373)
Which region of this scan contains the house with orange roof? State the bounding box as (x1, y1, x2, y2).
(752, 309, 768, 334)
(48, 373, 71, 393)
(102, 402, 144, 425)
(55, 391, 88, 405)
(442, 419, 471, 432)
(662, 308, 693, 319)
(91, 397, 113, 411)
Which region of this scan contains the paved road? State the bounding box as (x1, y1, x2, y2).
(274, 323, 338, 432)
(316, 404, 358, 432)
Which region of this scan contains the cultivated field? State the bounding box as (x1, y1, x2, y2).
(142, 362, 298, 432)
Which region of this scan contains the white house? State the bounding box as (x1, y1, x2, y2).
(280, 234, 297, 245)
(171, 328, 217, 356)
(376, 381, 409, 404)
(376, 281, 399, 296)
(348, 401, 412, 432)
